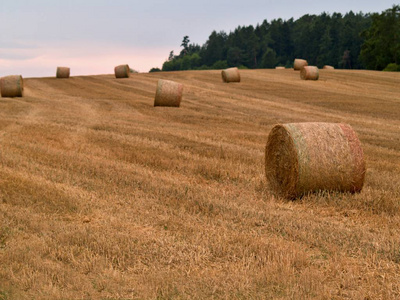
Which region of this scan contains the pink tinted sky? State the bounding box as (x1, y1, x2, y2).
(0, 0, 397, 77)
(0, 42, 170, 77)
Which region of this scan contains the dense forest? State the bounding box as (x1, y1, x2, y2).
(155, 5, 400, 72)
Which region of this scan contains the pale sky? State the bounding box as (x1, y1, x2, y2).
(0, 0, 397, 77)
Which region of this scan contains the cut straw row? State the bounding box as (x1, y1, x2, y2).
(0, 62, 366, 200)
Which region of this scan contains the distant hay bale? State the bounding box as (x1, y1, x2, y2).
(323, 65, 335, 70)
(154, 79, 183, 107)
(1, 75, 24, 97)
(300, 66, 319, 80)
(56, 67, 70, 78)
(293, 59, 308, 70)
(275, 66, 285, 70)
(114, 64, 130, 78)
(221, 67, 240, 83)
(265, 122, 366, 199)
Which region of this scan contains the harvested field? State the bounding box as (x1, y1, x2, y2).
(0, 69, 400, 299)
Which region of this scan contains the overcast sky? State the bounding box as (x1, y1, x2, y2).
(0, 0, 397, 77)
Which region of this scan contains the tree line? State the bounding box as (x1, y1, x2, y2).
(153, 5, 399, 72)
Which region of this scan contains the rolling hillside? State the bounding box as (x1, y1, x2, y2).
(0, 69, 400, 299)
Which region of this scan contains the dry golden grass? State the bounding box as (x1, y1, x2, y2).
(0, 69, 399, 299)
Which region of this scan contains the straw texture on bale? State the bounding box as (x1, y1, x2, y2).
(154, 79, 183, 107)
(293, 59, 308, 70)
(323, 65, 335, 70)
(221, 67, 240, 83)
(300, 66, 319, 80)
(275, 66, 285, 70)
(114, 64, 130, 78)
(56, 67, 70, 78)
(265, 122, 366, 199)
(1, 75, 24, 97)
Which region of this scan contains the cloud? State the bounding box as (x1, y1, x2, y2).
(0, 50, 41, 61)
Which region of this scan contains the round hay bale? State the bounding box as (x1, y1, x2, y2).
(300, 66, 319, 80)
(275, 66, 285, 70)
(221, 67, 240, 83)
(1, 75, 24, 97)
(154, 79, 183, 107)
(323, 65, 335, 70)
(114, 64, 130, 78)
(265, 122, 366, 199)
(293, 59, 308, 70)
(56, 67, 70, 78)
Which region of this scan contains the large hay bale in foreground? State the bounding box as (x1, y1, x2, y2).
(114, 64, 130, 78)
(300, 66, 319, 80)
(293, 59, 308, 70)
(221, 67, 240, 83)
(154, 79, 183, 107)
(323, 65, 335, 70)
(1, 75, 24, 97)
(56, 67, 70, 78)
(265, 122, 366, 199)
